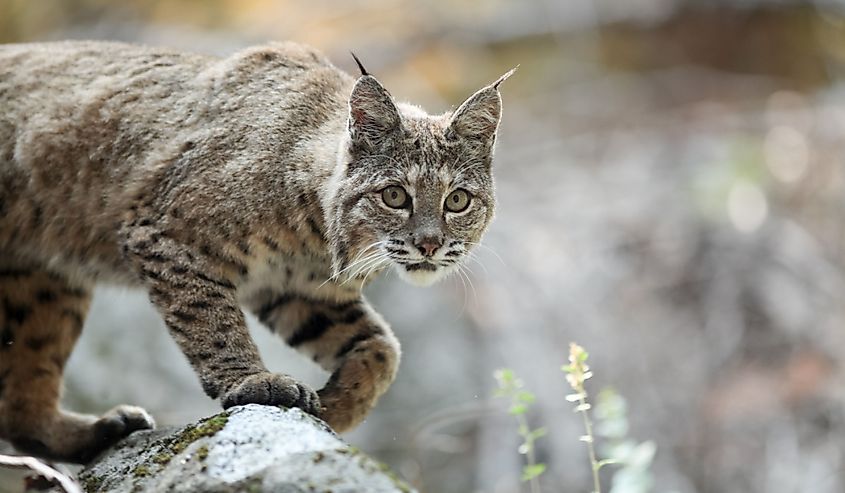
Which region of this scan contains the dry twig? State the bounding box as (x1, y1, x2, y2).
(0, 454, 82, 493)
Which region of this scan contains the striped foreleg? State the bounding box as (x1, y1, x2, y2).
(121, 225, 319, 415)
(248, 291, 400, 432)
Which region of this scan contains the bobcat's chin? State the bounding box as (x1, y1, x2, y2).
(395, 262, 451, 287)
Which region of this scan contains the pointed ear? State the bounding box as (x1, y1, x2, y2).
(348, 75, 401, 150)
(447, 68, 516, 143)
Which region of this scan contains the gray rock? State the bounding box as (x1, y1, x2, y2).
(77, 404, 414, 493)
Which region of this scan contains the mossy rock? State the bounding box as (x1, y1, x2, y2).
(75, 404, 414, 493)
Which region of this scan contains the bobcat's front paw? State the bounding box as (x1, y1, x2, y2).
(93, 405, 156, 444)
(221, 372, 321, 416)
(317, 388, 358, 433)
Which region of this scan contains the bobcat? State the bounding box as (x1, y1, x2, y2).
(0, 40, 510, 463)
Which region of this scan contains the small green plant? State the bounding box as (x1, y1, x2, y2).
(563, 342, 616, 493)
(494, 368, 547, 493)
(496, 343, 658, 493)
(594, 389, 656, 493)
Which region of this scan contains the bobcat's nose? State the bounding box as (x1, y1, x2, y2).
(414, 236, 443, 257)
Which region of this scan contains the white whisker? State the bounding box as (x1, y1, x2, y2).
(320, 240, 387, 288)
(456, 263, 478, 305)
(329, 252, 381, 284)
(463, 241, 506, 266)
(465, 250, 490, 276)
(453, 263, 469, 319)
(359, 256, 390, 289)
(344, 251, 390, 286)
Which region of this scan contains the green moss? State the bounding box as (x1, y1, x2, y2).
(336, 446, 360, 456)
(83, 475, 103, 492)
(168, 413, 229, 455)
(355, 451, 412, 493)
(242, 477, 263, 493)
(378, 468, 412, 492)
(196, 444, 209, 461)
(383, 468, 412, 493)
(335, 446, 412, 492)
(120, 411, 230, 482)
(151, 451, 174, 465)
(148, 412, 230, 468)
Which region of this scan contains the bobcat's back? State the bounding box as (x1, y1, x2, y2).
(0, 41, 351, 280)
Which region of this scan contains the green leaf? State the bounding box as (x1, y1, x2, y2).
(529, 427, 548, 440)
(516, 391, 536, 404)
(595, 416, 628, 439)
(595, 458, 620, 470)
(509, 404, 528, 415)
(605, 440, 636, 463)
(494, 368, 514, 386)
(578, 350, 589, 363)
(521, 463, 546, 481)
(628, 440, 657, 468)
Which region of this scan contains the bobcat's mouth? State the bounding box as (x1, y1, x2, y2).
(405, 262, 438, 272)
(394, 261, 448, 287)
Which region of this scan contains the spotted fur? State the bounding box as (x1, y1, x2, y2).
(0, 40, 508, 462)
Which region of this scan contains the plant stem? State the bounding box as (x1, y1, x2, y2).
(577, 395, 601, 493)
(515, 412, 541, 493)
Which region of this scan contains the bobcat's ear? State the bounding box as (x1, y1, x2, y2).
(348, 75, 401, 150)
(447, 67, 516, 144)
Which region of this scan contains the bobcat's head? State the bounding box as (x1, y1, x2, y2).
(326, 64, 513, 287)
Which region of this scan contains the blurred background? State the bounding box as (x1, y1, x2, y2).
(2, 1, 845, 492)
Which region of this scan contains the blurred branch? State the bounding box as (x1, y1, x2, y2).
(0, 454, 82, 493)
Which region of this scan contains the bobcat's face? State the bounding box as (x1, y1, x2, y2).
(343, 118, 494, 287)
(326, 70, 511, 287)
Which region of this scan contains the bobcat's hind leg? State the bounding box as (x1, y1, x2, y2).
(0, 267, 154, 463)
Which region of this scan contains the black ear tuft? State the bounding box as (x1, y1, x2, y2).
(493, 66, 518, 89)
(350, 52, 369, 77)
(446, 68, 516, 144)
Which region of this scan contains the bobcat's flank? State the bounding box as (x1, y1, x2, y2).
(0, 40, 509, 463)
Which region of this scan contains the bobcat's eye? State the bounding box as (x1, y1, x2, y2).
(382, 186, 410, 209)
(445, 189, 471, 213)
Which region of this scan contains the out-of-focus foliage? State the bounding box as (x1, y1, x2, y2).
(595, 389, 658, 493)
(2, 1, 845, 492)
(494, 368, 547, 491)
